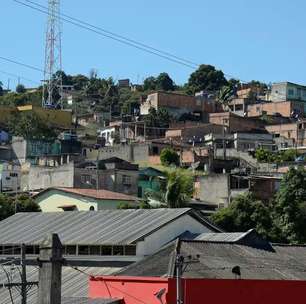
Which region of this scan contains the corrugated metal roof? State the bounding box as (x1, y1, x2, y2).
(0, 265, 121, 304)
(195, 231, 250, 242)
(118, 238, 306, 280)
(0, 208, 196, 245)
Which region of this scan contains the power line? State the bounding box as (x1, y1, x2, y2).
(24, 0, 200, 68)
(0, 69, 40, 86)
(0, 55, 43, 73)
(13, 0, 198, 69)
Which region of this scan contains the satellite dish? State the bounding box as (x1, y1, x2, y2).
(154, 288, 166, 304)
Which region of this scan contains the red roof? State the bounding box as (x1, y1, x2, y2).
(35, 187, 138, 202)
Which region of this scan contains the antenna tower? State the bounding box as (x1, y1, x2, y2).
(42, 0, 62, 108)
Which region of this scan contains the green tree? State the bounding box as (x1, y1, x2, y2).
(211, 193, 273, 239)
(144, 107, 171, 137)
(272, 167, 306, 243)
(147, 170, 194, 208)
(160, 148, 180, 166)
(187, 64, 228, 94)
(143, 76, 157, 91)
(8, 111, 58, 140)
(16, 84, 26, 94)
(0, 193, 40, 221)
(217, 85, 236, 109)
(155, 73, 175, 91)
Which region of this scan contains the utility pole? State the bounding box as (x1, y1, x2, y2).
(21, 244, 27, 304)
(42, 0, 63, 108)
(37, 233, 63, 304)
(175, 254, 184, 304)
(0, 245, 38, 303)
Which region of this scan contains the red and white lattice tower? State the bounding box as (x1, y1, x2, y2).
(42, 0, 62, 107)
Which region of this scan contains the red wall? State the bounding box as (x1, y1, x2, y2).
(168, 278, 306, 304)
(89, 276, 169, 304)
(90, 276, 306, 304)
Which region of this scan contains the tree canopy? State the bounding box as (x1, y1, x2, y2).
(160, 148, 180, 167)
(187, 64, 228, 94)
(143, 73, 175, 91)
(147, 169, 194, 208)
(8, 111, 58, 140)
(211, 167, 306, 244)
(0, 193, 40, 221)
(16, 84, 26, 94)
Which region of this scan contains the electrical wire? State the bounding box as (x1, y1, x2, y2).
(13, 0, 198, 69)
(0, 55, 43, 73)
(1, 265, 15, 304)
(0, 69, 40, 86)
(69, 266, 149, 304)
(25, 0, 199, 68)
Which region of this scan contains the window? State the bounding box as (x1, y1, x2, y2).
(89, 246, 101, 255)
(78, 245, 89, 255)
(122, 175, 131, 185)
(124, 245, 136, 256)
(81, 174, 91, 184)
(10, 173, 18, 177)
(288, 89, 294, 96)
(113, 246, 124, 256)
(101, 246, 112, 255)
(26, 246, 35, 255)
(65, 245, 77, 255)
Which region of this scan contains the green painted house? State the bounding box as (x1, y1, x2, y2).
(138, 167, 165, 198)
(34, 187, 139, 212)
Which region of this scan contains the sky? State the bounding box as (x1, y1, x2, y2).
(1, 0, 306, 89)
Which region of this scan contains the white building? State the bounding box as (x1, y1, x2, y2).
(0, 162, 21, 192)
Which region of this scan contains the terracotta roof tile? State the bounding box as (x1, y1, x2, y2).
(35, 187, 138, 202)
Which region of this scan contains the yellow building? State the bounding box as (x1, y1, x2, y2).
(34, 187, 139, 212)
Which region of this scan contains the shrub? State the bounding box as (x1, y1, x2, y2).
(160, 148, 179, 166)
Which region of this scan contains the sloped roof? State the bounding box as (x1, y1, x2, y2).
(34, 187, 138, 202)
(0, 265, 121, 304)
(118, 233, 306, 280)
(0, 208, 218, 245)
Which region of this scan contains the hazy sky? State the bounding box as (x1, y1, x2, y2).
(1, 0, 306, 89)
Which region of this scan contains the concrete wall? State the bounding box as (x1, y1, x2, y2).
(27, 162, 74, 191)
(197, 174, 229, 207)
(84, 144, 149, 163)
(11, 137, 27, 164)
(248, 101, 304, 117)
(136, 214, 214, 256)
(74, 168, 139, 196)
(209, 112, 264, 133)
(265, 123, 298, 143)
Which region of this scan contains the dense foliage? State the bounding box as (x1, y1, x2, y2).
(255, 148, 297, 163)
(160, 148, 180, 166)
(211, 167, 306, 244)
(0, 193, 41, 221)
(147, 169, 194, 208)
(8, 111, 58, 140)
(187, 64, 228, 94)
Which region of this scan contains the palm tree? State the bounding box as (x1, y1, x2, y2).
(146, 170, 194, 208)
(217, 85, 236, 110)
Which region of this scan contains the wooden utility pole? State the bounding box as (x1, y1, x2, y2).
(37, 234, 63, 304)
(21, 244, 27, 304)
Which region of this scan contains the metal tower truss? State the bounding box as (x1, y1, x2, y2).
(42, 0, 63, 108)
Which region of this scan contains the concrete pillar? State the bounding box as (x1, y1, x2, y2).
(37, 234, 63, 304)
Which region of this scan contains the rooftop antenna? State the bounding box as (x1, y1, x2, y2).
(42, 0, 63, 108)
